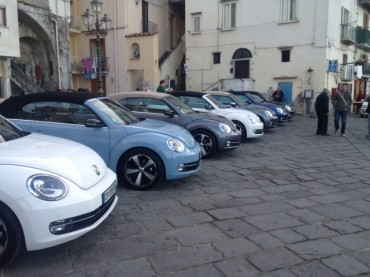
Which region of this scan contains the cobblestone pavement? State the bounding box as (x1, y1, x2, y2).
(2, 114, 370, 277)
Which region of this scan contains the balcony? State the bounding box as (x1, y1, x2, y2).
(72, 56, 110, 75)
(18, 0, 49, 9)
(69, 16, 81, 34)
(341, 24, 357, 45)
(356, 27, 370, 51)
(358, 0, 370, 12)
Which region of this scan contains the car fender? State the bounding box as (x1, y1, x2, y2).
(108, 132, 185, 174)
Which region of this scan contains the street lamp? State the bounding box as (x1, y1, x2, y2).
(82, 0, 112, 96)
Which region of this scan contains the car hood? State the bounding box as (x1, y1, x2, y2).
(0, 133, 108, 189)
(239, 104, 271, 113)
(223, 107, 259, 119)
(187, 112, 235, 125)
(125, 118, 196, 148)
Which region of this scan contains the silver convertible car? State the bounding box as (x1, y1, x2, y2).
(0, 92, 202, 190)
(110, 91, 241, 158)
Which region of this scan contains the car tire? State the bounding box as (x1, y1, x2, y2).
(232, 120, 247, 140)
(192, 129, 217, 158)
(118, 148, 164, 190)
(0, 203, 24, 267)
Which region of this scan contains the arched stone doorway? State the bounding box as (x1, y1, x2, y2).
(11, 10, 58, 94)
(232, 48, 252, 79)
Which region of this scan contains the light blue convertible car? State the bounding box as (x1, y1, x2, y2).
(0, 92, 202, 190)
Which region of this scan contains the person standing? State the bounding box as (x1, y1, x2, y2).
(366, 95, 370, 139)
(356, 91, 366, 114)
(272, 86, 284, 102)
(315, 89, 330, 136)
(333, 84, 352, 137)
(156, 80, 173, 93)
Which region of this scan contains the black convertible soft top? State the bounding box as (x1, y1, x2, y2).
(0, 92, 96, 117)
(170, 90, 207, 97)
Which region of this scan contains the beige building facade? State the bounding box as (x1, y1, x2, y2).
(185, 0, 370, 114)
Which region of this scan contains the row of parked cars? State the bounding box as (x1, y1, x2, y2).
(0, 89, 294, 266)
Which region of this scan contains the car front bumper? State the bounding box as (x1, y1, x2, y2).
(13, 169, 118, 251)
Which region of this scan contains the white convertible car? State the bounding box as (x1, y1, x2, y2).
(0, 115, 118, 266)
(172, 90, 264, 140)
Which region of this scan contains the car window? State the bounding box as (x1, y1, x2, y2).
(212, 96, 233, 105)
(92, 98, 140, 124)
(236, 94, 251, 104)
(177, 96, 208, 109)
(145, 99, 171, 114)
(120, 98, 149, 112)
(166, 96, 194, 114)
(16, 101, 99, 125)
(0, 116, 23, 142)
(205, 95, 227, 109)
(229, 94, 245, 106)
(246, 93, 262, 102)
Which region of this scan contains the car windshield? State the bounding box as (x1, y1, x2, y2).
(91, 98, 140, 124)
(0, 116, 24, 142)
(246, 93, 263, 103)
(253, 92, 268, 102)
(205, 95, 227, 109)
(250, 93, 266, 102)
(228, 94, 246, 106)
(166, 96, 194, 114)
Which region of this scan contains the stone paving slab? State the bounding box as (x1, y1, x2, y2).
(3, 115, 370, 276)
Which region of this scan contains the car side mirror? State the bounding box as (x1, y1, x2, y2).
(84, 118, 104, 128)
(230, 102, 237, 107)
(164, 110, 175, 117)
(205, 104, 213, 110)
(247, 100, 253, 104)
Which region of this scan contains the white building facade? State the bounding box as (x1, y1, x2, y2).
(185, 0, 370, 114)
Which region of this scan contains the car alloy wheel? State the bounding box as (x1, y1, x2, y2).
(0, 203, 24, 267)
(232, 120, 247, 140)
(192, 130, 216, 158)
(119, 148, 164, 190)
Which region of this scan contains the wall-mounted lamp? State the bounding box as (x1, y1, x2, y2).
(135, 0, 140, 4)
(307, 67, 314, 73)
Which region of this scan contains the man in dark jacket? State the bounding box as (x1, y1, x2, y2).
(315, 88, 330, 136)
(333, 84, 352, 137)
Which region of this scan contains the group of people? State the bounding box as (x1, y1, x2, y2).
(315, 84, 370, 138)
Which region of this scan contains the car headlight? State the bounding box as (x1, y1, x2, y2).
(167, 138, 185, 153)
(276, 107, 284, 114)
(265, 111, 273, 117)
(284, 105, 291, 111)
(27, 175, 68, 201)
(248, 115, 258, 124)
(219, 123, 232, 133)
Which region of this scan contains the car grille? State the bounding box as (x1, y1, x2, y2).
(49, 193, 116, 235)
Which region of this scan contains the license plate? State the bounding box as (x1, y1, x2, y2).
(102, 181, 117, 204)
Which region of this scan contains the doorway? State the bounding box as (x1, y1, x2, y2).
(278, 82, 292, 104)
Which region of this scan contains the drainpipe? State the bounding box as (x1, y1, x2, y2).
(114, 0, 118, 92)
(50, 17, 61, 89)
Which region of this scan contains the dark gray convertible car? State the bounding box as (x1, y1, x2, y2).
(206, 91, 278, 128)
(110, 91, 241, 158)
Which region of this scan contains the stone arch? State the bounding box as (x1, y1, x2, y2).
(14, 10, 58, 92)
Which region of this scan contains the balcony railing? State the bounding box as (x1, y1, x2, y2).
(18, 0, 49, 9)
(341, 24, 357, 45)
(72, 56, 110, 75)
(356, 26, 370, 50)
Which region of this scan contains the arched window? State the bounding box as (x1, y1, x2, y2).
(131, 43, 140, 59)
(232, 48, 252, 59)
